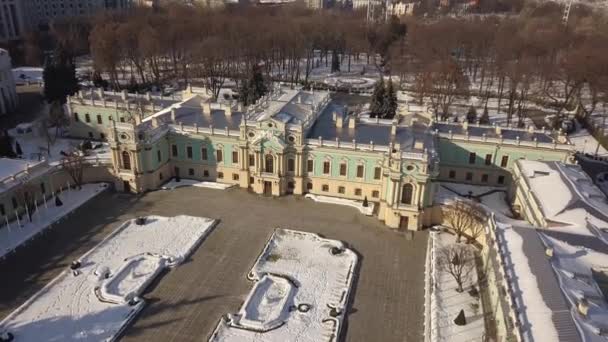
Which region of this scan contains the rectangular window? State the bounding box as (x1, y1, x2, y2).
(354, 188, 362, 196)
(307, 160, 314, 173)
(88, 132, 93, 139)
(217, 150, 223, 162)
(96, 115, 102, 124)
(232, 151, 238, 164)
(372, 190, 380, 198)
(12, 197, 17, 209)
(481, 174, 489, 183)
(338, 186, 345, 194)
(374, 167, 381, 180)
(0, 204, 5, 216)
(202, 148, 208, 161)
(468, 152, 476, 164)
(288, 159, 295, 172)
(232, 173, 239, 181)
(498, 175, 505, 184)
(466, 172, 473, 181)
(160, 172, 163, 180)
(188, 168, 194, 176)
(501, 155, 509, 168)
(322, 184, 329, 192)
(157, 150, 161, 162)
(203, 170, 209, 177)
(187, 146, 193, 159)
(448, 170, 456, 179)
(120, 117, 125, 123)
(85, 113, 90, 123)
(485, 154, 492, 165)
(74, 113, 79, 122)
(323, 161, 330, 175)
(356, 165, 364, 178)
(108, 115, 112, 122)
(339, 163, 347, 176)
(307, 182, 313, 190)
(171, 144, 178, 157)
(40, 182, 45, 194)
(218, 172, 224, 179)
(100, 133, 105, 140)
(249, 154, 255, 167)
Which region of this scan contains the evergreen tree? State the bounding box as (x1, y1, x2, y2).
(240, 65, 267, 106)
(331, 51, 340, 73)
(479, 107, 490, 124)
(15, 141, 23, 156)
(0, 131, 16, 158)
(466, 106, 477, 123)
(383, 80, 398, 119)
(43, 57, 79, 105)
(370, 80, 385, 118)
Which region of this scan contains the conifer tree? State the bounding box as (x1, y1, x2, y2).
(370, 80, 385, 118)
(383, 80, 398, 119)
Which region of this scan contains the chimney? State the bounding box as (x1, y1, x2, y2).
(348, 116, 356, 129)
(203, 102, 211, 116)
(97, 87, 104, 99)
(336, 114, 344, 128)
(545, 247, 554, 257)
(224, 104, 232, 117)
(145, 92, 151, 101)
(495, 125, 502, 135)
(463, 120, 469, 130)
(577, 298, 589, 317)
(121, 90, 128, 101)
(171, 108, 177, 122)
(391, 122, 397, 136)
(151, 117, 159, 128)
(528, 125, 535, 133)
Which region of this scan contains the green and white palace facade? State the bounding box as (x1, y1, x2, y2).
(66, 86, 574, 230)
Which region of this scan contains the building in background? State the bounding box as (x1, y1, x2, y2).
(387, 0, 417, 16)
(0, 0, 26, 42)
(0, 0, 134, 42)
(0, 49, 17, 115)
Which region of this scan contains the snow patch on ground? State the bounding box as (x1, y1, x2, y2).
(429, 231, 484, 342)
(0, 215, 217, 342)
(0, 183, 109, 259)
(305, 193, 374, 216)
(210, 228, 358, 342)
(161, 178, 235, 191)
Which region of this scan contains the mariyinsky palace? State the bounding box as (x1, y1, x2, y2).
(60, 85, 573, 229)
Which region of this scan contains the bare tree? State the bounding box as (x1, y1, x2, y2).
(437, 244, 476, 293)
(61, 152, 86, 189)
(15, 184, 38, 222)
(442, 200, 486, 243)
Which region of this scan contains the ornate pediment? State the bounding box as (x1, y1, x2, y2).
(250, 129, 286, 151)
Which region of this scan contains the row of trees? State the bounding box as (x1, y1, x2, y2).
(84, 5, 405, 100)
(392, 2, 608, 127)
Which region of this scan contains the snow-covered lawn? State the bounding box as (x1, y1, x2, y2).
(567, 124, 608, 157)
(160, 178, 235, 191)
(0, 215, 217, 342)
(9, 128, 112, 166)
(429, 230, 484, 342)
(305, 193, 374, 216)
(0, 183, 109, 259)
(209, 229, 358, 342)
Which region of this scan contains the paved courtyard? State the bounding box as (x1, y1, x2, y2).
(0, 186, 428, 342)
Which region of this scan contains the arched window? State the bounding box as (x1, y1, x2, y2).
(122, 151, 131, 170)
(265, 154, 274, 173)
(401, 183, 414, 205)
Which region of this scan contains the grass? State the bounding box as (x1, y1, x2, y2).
(266, 254, 281, 262)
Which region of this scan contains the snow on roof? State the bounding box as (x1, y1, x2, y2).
(507, 160, 608, 341)
(0, 158, 50, 195)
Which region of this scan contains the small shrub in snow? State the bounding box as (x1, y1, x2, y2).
(362, 196, 368, 207)
(330, 247, 344, 255)
(297, 304, 311, 313)
(468, 286, 479, 298)
(70, 260, 81, 270)
(0, 332, 14, 342)
(135, 217, 147, 225)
